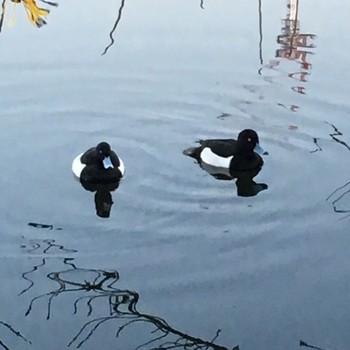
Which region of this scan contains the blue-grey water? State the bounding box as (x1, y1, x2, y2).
(1, 1, 350, 349)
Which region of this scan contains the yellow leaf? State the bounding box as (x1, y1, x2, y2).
(23, 0, 49, 27)
(10, 0, 49, 27)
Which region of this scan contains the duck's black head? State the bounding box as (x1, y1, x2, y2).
(237, 129, 268, 155)
(237, 129, 260, 152)
(96, 142, 111, 160)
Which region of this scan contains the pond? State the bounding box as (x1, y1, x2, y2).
(0, 0, 350, 349)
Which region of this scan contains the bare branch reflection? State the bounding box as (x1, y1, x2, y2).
(258, 0, 263, 66)
(325, 122, 350, 152)
(324, 123, 350, 218)
(0, 0, 5, 33)
(19, 258, 45, 296)
(326, 180, 350, 218)
(310, 138, 322, 153)
(22, 239, 235, 350)
(0, 320, 31, 349)
(39, 0, 58, 6)
(102, 0, 126, 56)
(19, 234, 77, 296)
(300, 339, 331, 350)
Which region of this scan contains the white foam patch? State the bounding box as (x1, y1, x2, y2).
(72, 153, 85, 179)
(200, 147, 233, 168)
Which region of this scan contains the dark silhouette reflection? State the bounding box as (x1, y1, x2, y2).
(22, 239, 237, 350)
(0, 320, 31, 349)
(0, 0, 57, 32)
(327, 180, 350, 219)
(19, 236, 77, 296)
(258, 0, 263, 66)
(311, 122, 350, 154)
(326, 122, 350, 152)
(102, 0, 126, 55)
(198, 161, 268, 197)
(27, 222, 62, 230)
(300, 340, 331, 350)
(80, 179, 120, 218)
(0, 0, 5, 33)
(310, 137, 322, 153)
(324, 123, 350, 218)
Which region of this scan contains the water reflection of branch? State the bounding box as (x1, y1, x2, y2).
(22, 234, 76, 255)
(28, 222, 63, 230)
(39, 0, 58, 6)
(102, 0, 126, 56)
(325, 122, 350, 152)
(300, 339, 330, 350)
(69, 268, 233, 350)
(325, 123, 350, 218)
(19, 258, 45, 296)
(258, 0, 263, 66)
(311, 122, 350, 154)
(28, 222, 54, 230)
(25, 257, 235, 350)
(71, 299, 229, 350)
(310, 137, 322, 153)
(200, 0, 204, 9)
(0, 320, 31, 349)
(19, 236, 77, 296)
(0, 0, 5, 33)
(326, 180, 350, 218)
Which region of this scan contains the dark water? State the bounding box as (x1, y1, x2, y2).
(0, 0, 350, 349)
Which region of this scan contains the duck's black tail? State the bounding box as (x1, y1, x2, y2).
(182, 147, 201, 160)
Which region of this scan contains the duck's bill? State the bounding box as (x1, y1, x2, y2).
(254, 143, 268, 155)
(103, 156, 114, 169)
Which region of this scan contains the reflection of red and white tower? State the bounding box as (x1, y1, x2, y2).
(276, 0, 316, 94)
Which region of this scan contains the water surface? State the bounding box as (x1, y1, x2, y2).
(0, 1, 350, 349)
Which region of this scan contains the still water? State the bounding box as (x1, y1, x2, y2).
(0, 0, 350, 349)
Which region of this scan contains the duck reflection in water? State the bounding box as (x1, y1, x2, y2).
(80, 180, 120, 218)
(72, 142, 125, 218)
(184, 129, 268, 197)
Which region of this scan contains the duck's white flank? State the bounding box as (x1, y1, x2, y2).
(72, 153, 85, 179)
(118, 158, 125, 176)
(72, 153, 125, 179)
(200, 147, 233, 168)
